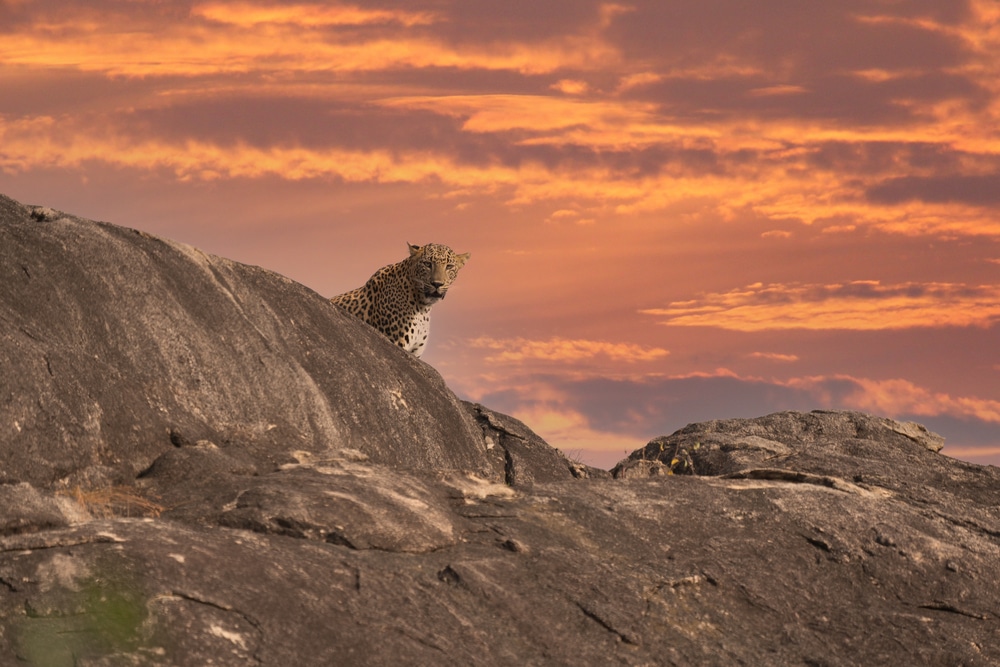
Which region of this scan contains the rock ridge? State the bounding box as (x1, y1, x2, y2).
(3, 194, 1000, 666)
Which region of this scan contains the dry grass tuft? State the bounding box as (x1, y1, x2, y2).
(58, 486, 165, 518)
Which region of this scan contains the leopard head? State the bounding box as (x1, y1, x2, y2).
(407, 242, 470, 305)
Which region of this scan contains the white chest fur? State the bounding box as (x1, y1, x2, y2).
(404, 310, 432, 357)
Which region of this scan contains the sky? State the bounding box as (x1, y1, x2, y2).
(2, 0, 999, 469)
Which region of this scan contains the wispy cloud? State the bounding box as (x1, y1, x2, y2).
(747, 84, 808, 98)
(788, 375, 1000, 424)
(469, 336, 669, 363)
(0, 116, 455, 182)
(0, 3, 621, 77)
(642, 281, 1000, 331)
(0, 112, 758, 211)
(378, 94, 695, 146)
(748, 352, 799, 363)
(3, 0, 1000, 240)
(192, 3, 439, 28)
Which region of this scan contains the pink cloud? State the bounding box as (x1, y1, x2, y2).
(469, 336, 669, 363)
(642, 281, 1000, 331)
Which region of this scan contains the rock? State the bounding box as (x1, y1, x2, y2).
(890, 419, 946, 452)
(611, 410, 960, 502)
(4, 194, 1000, 665)
(0, 193, 503, 487)
(149, 452, 470, 553)
(4, 436, 1000, 665)
(0, 483, 88, 535)
(463, 401, 607, 486)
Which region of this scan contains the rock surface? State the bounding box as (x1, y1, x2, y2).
(3, 194, 1000, 666)
(0, 194, 578, 488)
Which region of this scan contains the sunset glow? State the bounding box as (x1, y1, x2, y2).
(2, 0, 998, 468)
(643, 282, 1000, 331)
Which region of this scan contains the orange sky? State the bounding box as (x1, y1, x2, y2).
(2, 0, 999, 467)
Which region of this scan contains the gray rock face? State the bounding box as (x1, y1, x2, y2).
(3, 194, 1000, 665)
(1, 194, 549, 487)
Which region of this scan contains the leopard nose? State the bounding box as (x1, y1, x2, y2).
(431, 279, 445, 288)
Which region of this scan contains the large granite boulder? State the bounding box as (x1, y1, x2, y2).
(0, 194, 577, 489)
(3, 194, 999, 665)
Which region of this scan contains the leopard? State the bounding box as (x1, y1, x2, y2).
(330, 243, 470, 358)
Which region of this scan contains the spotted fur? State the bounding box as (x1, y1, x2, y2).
(330, 243, 470, 358)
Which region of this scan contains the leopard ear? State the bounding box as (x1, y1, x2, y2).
(408, 243, 421, 257)
(455, 252, 471, 267)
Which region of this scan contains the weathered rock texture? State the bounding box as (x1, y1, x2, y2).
(0, 194, 578, 488)
(3, 194, 1000, 666)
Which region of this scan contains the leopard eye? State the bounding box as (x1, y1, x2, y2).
(446, 263, 455, 270)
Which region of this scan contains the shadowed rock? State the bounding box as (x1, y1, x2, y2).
(3, 194, 1000, 666)
(464, 401, 610, 485)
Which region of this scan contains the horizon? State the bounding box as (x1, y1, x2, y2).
(2, 0, 998, 469)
